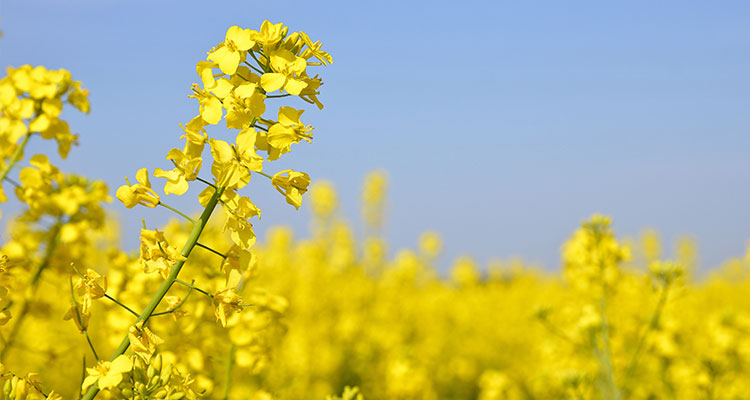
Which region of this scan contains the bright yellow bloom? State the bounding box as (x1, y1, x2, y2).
(81, 355, 133, 392)
(128, 321, 164, 358)
(271, 169, 310, 209)
(213, 287, 243, 327)
(223, 195, 260, 250)
(63, 300, 89, 332)
(209, 129, 262, 188)
(260, 49, 307, 95)
(189, 84, 223, 125)
(196, 60, 219, 89)
(267, 106, 313, 151)
(208, 26, 256, 75)
(299, 31, 333, 65)
(252, 20, 284, 48)
(73, 268, 107, 315)
(139, 228, 187, 279)
(115, 168, 160, 208)
(225, 82, 266, 129)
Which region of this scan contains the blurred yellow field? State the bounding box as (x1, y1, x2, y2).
(1, 17, 749, 400)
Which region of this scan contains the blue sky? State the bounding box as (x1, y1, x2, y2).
(1, 0, 749, 272)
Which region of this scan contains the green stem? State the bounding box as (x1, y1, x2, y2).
(223, 343, 236, 400)
(81, 186, 225, 400)
(175, 278, 213, 298)
(84, 331, 99, 360)
(158, 201, 195, 224)
(196, 176, 217, 188)
(0, 132, 32, 184)
(152, 283, 194, 317)
(1, 221, 61, 360)
(622, 280, 671, 393)
(255, 170, 273, 180)
(103, 294, 139, 317)
(196, 242, 228, 258)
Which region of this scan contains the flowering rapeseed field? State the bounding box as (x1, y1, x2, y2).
(1, 20, 749, 400)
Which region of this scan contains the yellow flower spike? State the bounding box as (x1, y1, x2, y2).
(115, 168, 160, 208)
(81, 355, 133, 392)
(128, 321, 164, 358)
(271, 169, 311, 209)
(208, 26, 256, 76)
(268, 106, 313, 151)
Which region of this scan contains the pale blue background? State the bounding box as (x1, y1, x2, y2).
(1, 0, 749, 272)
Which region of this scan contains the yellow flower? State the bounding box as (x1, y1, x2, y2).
(196, 60, 219, 89)
(63, 300, 89, 332)
(209, 129, 262, 189)
(252, 20, 284, 48)
(139, 228, 186, 279)
(128, 321, 164, 358)
(260, 49, 307, 95)
(73, 268, 107, 315)
(299, 31, 333, 65)
(115, 168, 160, 208)
(267, 106, 313, 151)
(213, 287, 243, 327)
(208, 26, 256, 75)
(81, 355, 133, 392)
(271, 169, 310, 209)
(225, 82, 266, 129)
(189, 84, 223, 125)
(223, 195, 260, 250)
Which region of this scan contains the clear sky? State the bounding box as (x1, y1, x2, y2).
(1, 0, 749, 272)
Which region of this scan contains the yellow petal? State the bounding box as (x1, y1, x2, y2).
(209, 139, 234, 164)
(211, 78, 234, 99)
(135, 168, 151, 187)
(226, 26, 255, 51)
(109, 355, 133, 374)
(284, 77, 307, 95)
(201, 96, 223, 125)
(260, 73, 286, 93)
(209, 46, 240, 75)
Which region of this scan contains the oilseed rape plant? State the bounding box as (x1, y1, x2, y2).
(0, 18, 749, 400)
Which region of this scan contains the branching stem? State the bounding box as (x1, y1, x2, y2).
(81, 186, 225, 400)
